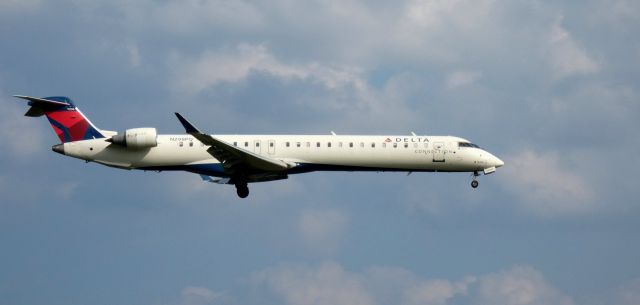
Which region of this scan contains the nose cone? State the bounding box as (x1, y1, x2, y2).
(494, 156, 504, 168)
(52, 144, 65, 155)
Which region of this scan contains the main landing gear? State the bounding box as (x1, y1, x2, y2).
(471, 171, 480, 189)
(235, 183, 249, 198)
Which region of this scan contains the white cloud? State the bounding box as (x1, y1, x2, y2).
(127, 43, 141, 68)
(180, 286, 222, 305)
(476, 266, 574, 305)
(404, 0, 494, 31)
(169, 44, 417, 128)
(298, 209, 349, 253)
(253, 262, 374, 305)
(446, 70, 482, 89)
(498, 150, 596, 216)
(253, 262, 575, 305)
(545, 16, 600, 80)
(404, 278, 474, 305)
(171, 44, 308, 93)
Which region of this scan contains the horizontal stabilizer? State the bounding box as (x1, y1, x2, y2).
(14, 95, 72, 117)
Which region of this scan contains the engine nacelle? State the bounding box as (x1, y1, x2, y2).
(109, 128, 158, 149)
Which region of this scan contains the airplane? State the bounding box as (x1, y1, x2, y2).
(14, 95, 504, 198)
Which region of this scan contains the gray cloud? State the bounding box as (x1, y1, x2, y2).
(298, 208, 349, 254)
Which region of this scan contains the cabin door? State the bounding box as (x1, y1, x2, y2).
(433, 142, 445, 162)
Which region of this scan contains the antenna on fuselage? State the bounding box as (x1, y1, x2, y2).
(411, 132, 417, 136)
(330, 131, 337, 135)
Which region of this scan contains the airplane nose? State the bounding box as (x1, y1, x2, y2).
(495, 156, 504, 168)
(52, 144, 65, 155)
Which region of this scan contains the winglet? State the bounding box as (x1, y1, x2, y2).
(175, 112, 202, 134)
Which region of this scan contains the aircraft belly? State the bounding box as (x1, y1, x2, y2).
(88, 141, 215, 169)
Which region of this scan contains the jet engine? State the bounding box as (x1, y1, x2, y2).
(107, 128, 158, 149)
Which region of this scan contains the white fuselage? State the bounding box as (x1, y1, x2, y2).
(58, 134, 504, 177)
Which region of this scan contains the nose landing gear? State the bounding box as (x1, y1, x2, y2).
(471, 171, 479, 189)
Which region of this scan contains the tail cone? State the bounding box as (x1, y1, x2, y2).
(52, 144, 64, 155)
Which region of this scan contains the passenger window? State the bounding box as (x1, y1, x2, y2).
(189, 142, 193, 147)
(371, 143, 375, 148)
(393, 143, 397, 148)
(286, 142, 290, 147)
(270, 142, 274, 147)
(297, 142, 301, 147)
(179, 142, 183, 147)
(233, 142, 237, 146)
(349, 142, 353, 148)
(256, 142, 260, 147)
(328, 142, 332, 148)
(316, 142, 321, 148)
(404, 143, 408, 148)
(245, 142, 249, 147)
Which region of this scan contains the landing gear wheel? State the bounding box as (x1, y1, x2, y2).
(471, 180, 479, 188)
(236, 184, 249, 198)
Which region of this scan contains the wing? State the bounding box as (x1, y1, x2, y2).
(175, 113, 292, 175)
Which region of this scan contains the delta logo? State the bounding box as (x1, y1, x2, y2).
(385, 138, 392, 142)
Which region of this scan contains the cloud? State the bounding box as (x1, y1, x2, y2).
(0, 93, 47, 159)
(476, 266, 574, 305)
(253, 262, 374, 305)
(404, 278, 474, 305)
(168, 44, 417, 129)
(544, 15, 600, 80)
(170, 44, 308, 93)
(180, 286, 222, 305)
(498, 150, 596, 216)
(252, 262, 574, 305)
(614, 278, 640, 305)
(446, 70, 482, 89)
(127, 43, 141, 68)
(111, 0, 263, 34)
(54, 181, 80, 200)
(0, 0, 41, 12)
(298, 209, 349, 253)
(404, 0, 495, 32)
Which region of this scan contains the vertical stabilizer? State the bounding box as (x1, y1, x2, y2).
(14, 95, 105, 143)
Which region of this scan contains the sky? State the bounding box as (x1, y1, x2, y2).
(1, 0, 639, 304)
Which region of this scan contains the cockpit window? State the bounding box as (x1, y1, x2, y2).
(458, 142, 480, 148)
